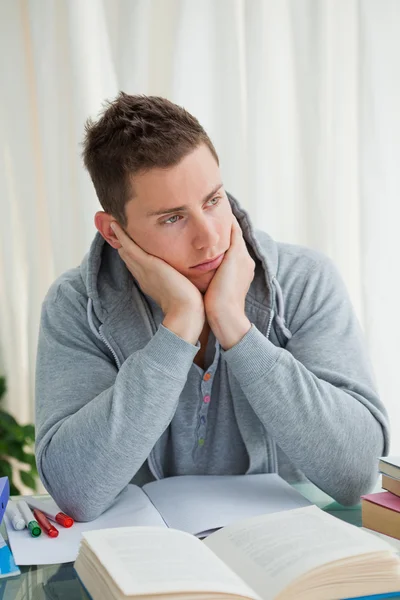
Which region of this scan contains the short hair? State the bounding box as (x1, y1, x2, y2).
(82, 92, 219, 226)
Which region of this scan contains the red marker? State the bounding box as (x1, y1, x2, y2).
(25, 498, 74, 528)
(33, 509, 59, 538)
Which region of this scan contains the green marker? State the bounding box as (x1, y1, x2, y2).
(17, 500, 42, 537)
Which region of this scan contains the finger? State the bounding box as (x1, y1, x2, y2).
(110, 221, 130, 246)
(232, 215, 243, 234)
(230, 216, 244, 246)
(110, 222, 149, 262)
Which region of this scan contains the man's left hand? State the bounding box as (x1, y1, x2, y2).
(204, 216, 255, 350)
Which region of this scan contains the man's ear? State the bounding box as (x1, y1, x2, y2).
(94, 212, 121, 249)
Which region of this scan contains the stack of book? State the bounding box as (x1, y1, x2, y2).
(362, 456, 400, 539)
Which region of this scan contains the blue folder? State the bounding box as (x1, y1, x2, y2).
(0, 477, 9, 525)
(0, 534, 20, 579)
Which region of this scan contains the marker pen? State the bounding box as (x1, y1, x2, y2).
(5, 500, 25, 531)
(24, 498, 74, 528)
(17, 500, 41, 537)
(33, 508, 59, 538)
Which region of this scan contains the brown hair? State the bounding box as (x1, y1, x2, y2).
(82, 92, 219, 226)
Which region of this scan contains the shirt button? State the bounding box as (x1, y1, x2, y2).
(203, 395, 211, 404)
(204, 373, 211, 381)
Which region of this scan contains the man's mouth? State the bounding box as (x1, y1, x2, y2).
(190, 253, 225, 272)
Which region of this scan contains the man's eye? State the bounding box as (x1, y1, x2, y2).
(162, 198, 219, 225)
(163, 215, 181, 225)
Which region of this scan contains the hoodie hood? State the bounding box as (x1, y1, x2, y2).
(80, 192, 292, 345)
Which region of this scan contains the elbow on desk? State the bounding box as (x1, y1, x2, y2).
(59, 488, 128, 522)
(324, 418, 385, 507)
(36, 458, 110, 523)
(46, 476, 116, 522)
(63, 502, 106, 523)
(46, 486, 111, 523)
(328, 457, 380, 507)
(332, 486, 366, 508)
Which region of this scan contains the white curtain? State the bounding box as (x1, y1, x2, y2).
(1, 0, 399, 449)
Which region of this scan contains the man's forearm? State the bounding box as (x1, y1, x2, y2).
(222, 325, 388, 505)
(36, 326, 199, 522)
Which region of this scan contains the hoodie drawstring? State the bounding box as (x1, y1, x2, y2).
(272, 277, 293, 340)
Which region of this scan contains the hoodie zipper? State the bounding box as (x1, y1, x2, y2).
(99, 326, 121, 370)
(266, 309, 274, 340)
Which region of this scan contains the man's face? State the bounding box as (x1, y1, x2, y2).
(123, 144, 233, 293)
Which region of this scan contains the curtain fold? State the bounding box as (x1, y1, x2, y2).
(1, 0, 399, 450)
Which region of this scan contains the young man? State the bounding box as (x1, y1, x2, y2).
(35, 93, 389, 521)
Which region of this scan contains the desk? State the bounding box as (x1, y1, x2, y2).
(0, 482, 397, 600)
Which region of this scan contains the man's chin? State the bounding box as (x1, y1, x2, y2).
(190, 272, 216, 294)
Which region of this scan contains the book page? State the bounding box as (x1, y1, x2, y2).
(82, 526, 261, 599)
(143, 474, 311, 536)
(204, 505, 396, 600)
(361, 527, 400, 551)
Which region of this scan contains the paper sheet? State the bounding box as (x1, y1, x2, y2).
(4, 485, 166, 565)
(143, 473, 312, 536)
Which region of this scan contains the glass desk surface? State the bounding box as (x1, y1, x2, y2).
(0, 482, 399, 600)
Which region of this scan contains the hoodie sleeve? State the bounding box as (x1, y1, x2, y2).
(221, 255, 390, 506)
(35, 283, 199, 522)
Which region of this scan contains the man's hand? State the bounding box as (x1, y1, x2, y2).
(204, 216, 255, 349)
(110, 222, 205, 344)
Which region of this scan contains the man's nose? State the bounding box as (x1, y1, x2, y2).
(192, 216, 219, 250)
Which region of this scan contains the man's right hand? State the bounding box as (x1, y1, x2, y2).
(110, 222, 205, 344)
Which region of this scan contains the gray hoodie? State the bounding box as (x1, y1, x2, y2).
(35, 194, 389, 521)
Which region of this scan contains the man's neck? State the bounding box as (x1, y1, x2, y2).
(199, 321, 210, 344)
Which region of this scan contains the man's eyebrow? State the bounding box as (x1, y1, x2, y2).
(146, 183, 224, 217)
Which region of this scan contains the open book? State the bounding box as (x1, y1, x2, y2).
(74, 505, 400, 600)
(6, 474, 311, 565)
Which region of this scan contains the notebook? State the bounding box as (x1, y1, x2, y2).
(74, 505, 400, 600)
(4, 474, 311, 565)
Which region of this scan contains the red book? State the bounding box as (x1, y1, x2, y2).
(361, 491, 400, 512)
